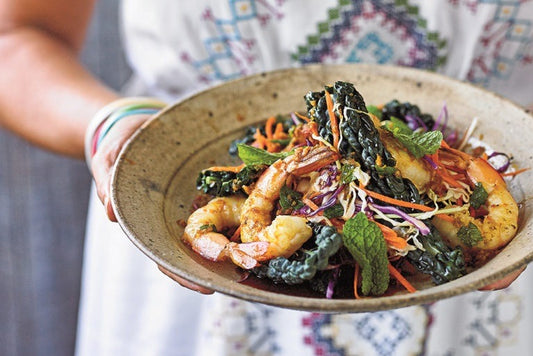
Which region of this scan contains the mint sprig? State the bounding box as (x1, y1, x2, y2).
(237, 143, 291, 166)
(342, 212, 390, 296)
(383, 118, 442, 158)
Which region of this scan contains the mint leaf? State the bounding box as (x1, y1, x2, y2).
(237, 144, 291, 166)
(470, 182, 488, 209)
(279, 185, 304, 210)
(457, 222, 483, 247)
(366, 105, 382, 120)
(342, 212, 390, 296)
(383, 119, 443, 158)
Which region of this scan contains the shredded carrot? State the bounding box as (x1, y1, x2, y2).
(308, 121, 319, 136)
(303, 197, 320, 211)
(354, 263, 361, 299)
(252, 128, 267, 149)
(501, 167, 530, 177)
(375, 222, 408, 250)
(388, 263, 417, 293)
(230, 225, 241, 242)
(265, 116, 276, 139)
(324, 90, 340, 149)
(294, 111, 311, 122)
(273, 122, 285, 139)
(359, 185, 434, 212)
(434, 213, 455, 223)
(207, 163, 245, 173)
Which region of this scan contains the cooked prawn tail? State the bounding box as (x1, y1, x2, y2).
(288, 145, 339, 176)
(224, 241, 270, 269)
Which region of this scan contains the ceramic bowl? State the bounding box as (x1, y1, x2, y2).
(111, 64, 533, 312)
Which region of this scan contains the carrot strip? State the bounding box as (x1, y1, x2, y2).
(265, 116, 276, 139)
(252, 128, 267, 149)
(324, 91, 340, 149)
(375, 222, 408, 250)
(207, 163, 246, 173)
(303, 197, 320, 211)
(294, 111, 311, 122)
(359, 185, 434, 212)
(501, 167, 530, 177)
(273, 122, 284, 138)
(388, 263, 417, 293)
(354, 263, 361, 299)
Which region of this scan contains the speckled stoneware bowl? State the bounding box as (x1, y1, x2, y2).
(111, 64, 533, 313)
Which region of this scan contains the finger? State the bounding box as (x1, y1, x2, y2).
(479, 266, 526, 291)
(158, 265, 214, 295)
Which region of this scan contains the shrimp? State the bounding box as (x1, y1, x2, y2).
(432, 147, 519, 251)
(183, 145, 339, 269)
(376, 119, 518, 252)
(240, 145, 339, 259)
(183, 196, 269, 269)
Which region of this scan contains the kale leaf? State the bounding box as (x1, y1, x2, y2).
(253, 224, 343, 285)
(406, 224, 466, 284)
(196, 165, 265, 196)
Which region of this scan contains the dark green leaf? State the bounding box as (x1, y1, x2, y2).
(470, 182, 488, 209)
(342, 212, 390, 296)
(340, 163, 356, 184)
(323, 203, 344, 219)
(384, 120, 443, 158)
(237, 143, 291, 166)
(366, 105, 382, 120)
(279, 185, 304, 210)
(457, 222, 483, 247)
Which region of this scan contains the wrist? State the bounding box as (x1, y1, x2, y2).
(84, 97, 167, 170)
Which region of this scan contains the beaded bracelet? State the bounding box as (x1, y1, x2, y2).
(84, 97, 167, 170)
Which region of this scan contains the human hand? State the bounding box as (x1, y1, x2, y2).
(158, 265, 215, 294)
(91, 114, 152, 221)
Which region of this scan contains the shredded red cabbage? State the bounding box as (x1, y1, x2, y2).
(487, 151, 511, 173)
(371, 203, 431, 235)
(423, 155, 438, 169)
(432, 102, 449, 132)
(326, 267, 340, 299)
(405, 114, 428, 132)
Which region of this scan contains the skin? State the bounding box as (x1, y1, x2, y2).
(0, 0, 527, 295)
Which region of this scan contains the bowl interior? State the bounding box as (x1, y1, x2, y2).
(111, 64, 533, 312)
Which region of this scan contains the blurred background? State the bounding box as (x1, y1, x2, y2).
(1, 1, 131, 355)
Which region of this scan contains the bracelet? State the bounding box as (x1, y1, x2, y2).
(84, 97, 167, 170)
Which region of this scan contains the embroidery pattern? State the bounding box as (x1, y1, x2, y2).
(468, 0, 533, 87)
(291, 0, 447, 70)
(302, 311, 420, 356)
(181, 0, 285, 84)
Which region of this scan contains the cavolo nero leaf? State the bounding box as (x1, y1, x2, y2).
(237, 143, 291, 166)
(342, 212, 390, 296)
(383, 118, 443, 158)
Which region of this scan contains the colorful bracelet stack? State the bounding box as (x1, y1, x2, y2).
(84, 97, 167, 170)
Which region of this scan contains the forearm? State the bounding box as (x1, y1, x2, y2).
(0, 26, 119, 159)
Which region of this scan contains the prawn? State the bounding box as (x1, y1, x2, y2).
(432, 146, 519, 250)
(375, 118, 518, 252)
(183, 145, 339, 269)
(240, 145, 339, 259)
(182, 196, 269, 269)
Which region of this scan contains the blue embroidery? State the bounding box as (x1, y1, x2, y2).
(355, 311, 412, 356)
(292, 0, 447, 69)
(347, 32, 394, 64)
